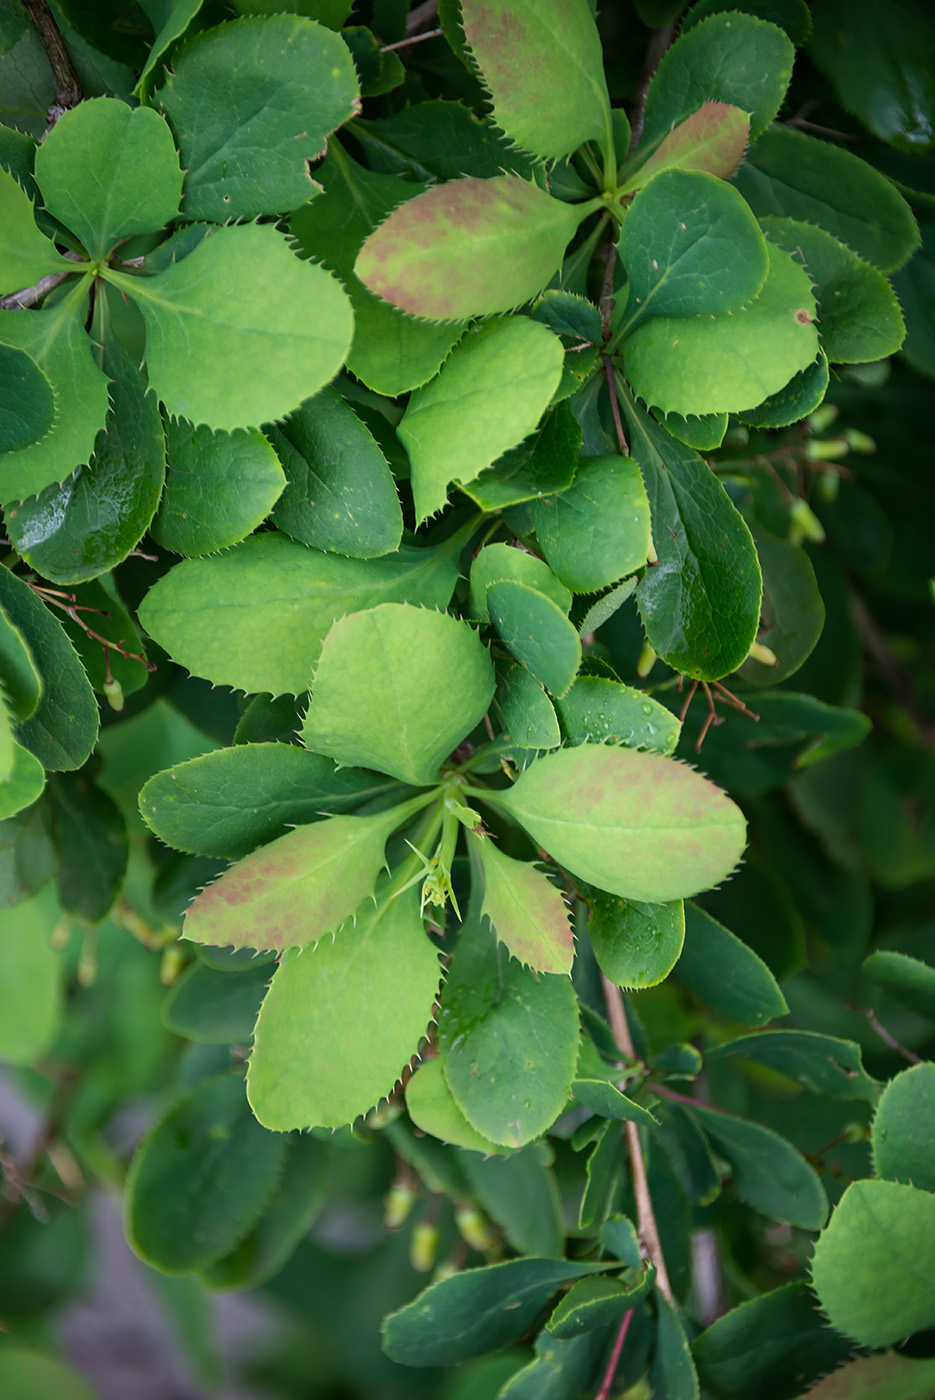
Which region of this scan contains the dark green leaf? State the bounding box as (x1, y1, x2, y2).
(487, 580, 581, 697)
(0, 600, 41, 721)
(469, 543, 571, 620)
(737, 528, 825, 687)
(863, 949, 935, 1020)
(497, 664, 562, 749)
(0, 801, 56, 910)
(676, 903, 788, 1026)
(0, 344, 54, 453)
(651, 1294, 700, 1400)
(461, 1146, 565, 1258)
(548, 1272, 650, 1339)
(707, 1030, 879, 1101)
(579, 1120, 626, 1229)
(161, 960, 270, 1043)
(460, 400, 582, 513)
(126, 1073, 287, 1272)
(585, 886, 685, 989)
(49, 771, 127, 922)
(572, 1078, 658, 1126)
(737, 352, 830, 428)
(351, 99, 537, 183)
(689, 1106, 828, 1228)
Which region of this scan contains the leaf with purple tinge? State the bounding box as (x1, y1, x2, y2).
(470, 829, 574, 974)
(356, 175, 595, 322)
(622, 102, 750, 194)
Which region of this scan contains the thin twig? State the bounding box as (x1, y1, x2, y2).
(0, 270, 72, 310)
(382, 27, 443, 52)
(19, 0, 82, 130)
(627, 22, 677, 157)
(406, 0, 438, 35)
(604, 357, 628, 455)
(598, 242, 617, 343)
(601, 974, 673, 1303)
(596, 1308, 634, 1400)
(858, 1006, 922, 1065)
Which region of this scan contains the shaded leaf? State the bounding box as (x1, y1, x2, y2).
(652, 1293, 700, 1400)
(676, 903, 788, 1026)
(863, 949, 935, 1020)
(497, 664, 562, 750)
(707, 1030, 879, 1101)
(572, 1079, 658, 1127)
(461, 400, 582, 513)
(461, 1144, 565, 1258)
(50, 770, 127, 922)
(690, 1106, 828, 1228)
(161, 960, 270, 1043)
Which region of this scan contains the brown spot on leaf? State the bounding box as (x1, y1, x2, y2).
(795, 308, 813, 324)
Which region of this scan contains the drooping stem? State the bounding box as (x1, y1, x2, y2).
(596, 1307, 634, 1400)
(19, 0, 82, 128)
(601, 974, 673, 1303)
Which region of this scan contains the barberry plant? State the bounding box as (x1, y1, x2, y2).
(1, 1, 934, 1397)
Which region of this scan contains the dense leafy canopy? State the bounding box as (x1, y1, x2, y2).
(0, 1, 933, 1397)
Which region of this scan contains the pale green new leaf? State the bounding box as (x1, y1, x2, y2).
(398, 317, 564, 525)
(621, 102, 750, 193)
(247, 884, 441, 1130)
(0, 282, 110, 505)
(105, 224, 353, 431)
(356, 175, 592, 321)
(490, 745, 746, 903)
(156, 15, 358, 221)
(34, 98, 182, 258)
(470, 829, 574, 974)
(461, 0, 612, 165)
(533, 455, 651, 592)
(0, 740, 45, 820)
(624, 242, 819, 416)
(139, 529, 460, 695)
(616, 169, 768, 334)
(642, 12, 794, 149)
(811, 1180, 935, 1347)
(303, 604, 494, 786)
(0, 166, 71, 294)
(469, 542, 571, 621)
(184, 798, 429, 951)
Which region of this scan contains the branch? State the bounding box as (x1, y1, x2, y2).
(19, 0, 82, 129)
(601, 974, 673, 1303)
(627, 22, 677, 158)
(0, 269, 71, 310)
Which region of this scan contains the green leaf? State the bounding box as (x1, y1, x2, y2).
(0, 602, 41, 721)
(0, 1348, 99, 1400)
(135, 0, 203, 95)
(470, 829, 574, 974)
(690, 1106, 828, 1228)
(462, 1145, 565, 1259)
(247, 884, 442, 1129)
(156, 15, 358, 221)
(152, 419, 284, 558)
(268, 388, 402, 558)
(487, 580, 582, 697)
(0, 284, 110, 505)
(5, 333, 165, 584)
(623, 103, 750, 193)
(140, 744, 399, 860)
(811, 1179, 935, 1348)
(737, 528, 825, 687)
(126, 1073, 287, 1273)
(584, 886, 685, 989)
(652, 1294, 700, 1400)
(893, 211, 935, 376)
(398, 317, 564, 525)
(555, 677, 680, 755)
(162, 960, 270, 1043)
(733, 126, 919, 273)
(579, 1120, 626, 1230)
(0, 166, 71, 294)
(872, 1062, 935, 1192)
(50, 771, 127, 921)
(802, 1354, 935, 1400)
(34, 98, 181, 258)
(198, 1133, 328, 1291)
(460, 399, 582, 512)
(624, 243, 819, 416)
(139, 530, 460, 695)
(356, 175, 591, 322)
(406, 1058, 507, 1154)
(761, 217, 905, 363)
(577, 578, 638, 637)
(105, 223, 353, 432)
(0, 344, 54, 454)
(460, 0, 612, 165)
(683, 0, 811, 45)
(498, 664, 562, 750)
(498, 1315, 611, 1396)
(0, 885, 61, 1064)
(58, 578, 150, 700)
(807, 2, 934, 152)
(642, 12, 794, 148)
(547, 1274, 646, 1339)
(693, 1282, 854, 1400)
(351, 99, 538, 184)
(708, 1030, 879, 1101)
(0, 801, 56, 910)
(572, 1078, 658, 1127)
(533, 455, 651, 593)
(184, 797, 429, 952)
(437, 895, 579, 1148)
(290, 147, 463, 396)
(0, 568, 98, 772)
(381, 1257, 612, 1367)
(738, 351, 830, 428)
(653, 408, 728, 451)
(532, 290, 602, 344)
(303, 604, 494, 785)
(490, 744, 746, 903)
(469, 543, 571, 621)
(676, 903, 788, 1026)
(863, 950, 935, 1020)
(622, 395, 762, 680)
(616, 170, 769, 334)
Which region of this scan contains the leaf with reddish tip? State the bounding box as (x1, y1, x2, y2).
(461, 0, 612, 164)
(355, 176, 593, 322)
(183, 796, 431, 952)
(489, 744, 747, 903)
(470, 830, 574, 974)
(622, 102, 750, 193)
